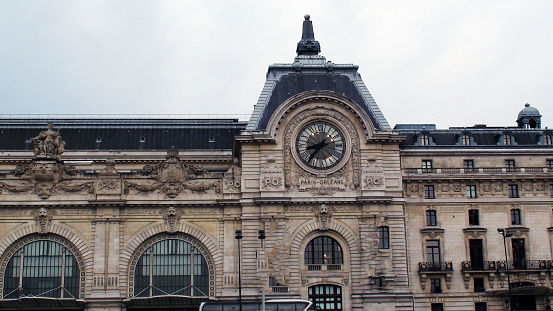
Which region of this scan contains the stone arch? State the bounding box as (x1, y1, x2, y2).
(121, 221, 221, 298)
(0, 222, 93, 266)
(266, 90, 374, 140)
(290, 218, 359, 264)
(0, 230, 90, 299)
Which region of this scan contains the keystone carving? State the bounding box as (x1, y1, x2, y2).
(124, 147, 220, 198)
(316, 204, 333, 230)
(164, 206, 180, 233)
(34, 207, 55, 234)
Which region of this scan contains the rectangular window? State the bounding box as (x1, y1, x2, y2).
(430, 278, 442, 293)
(468, 209, 480, 226)
(508, 184, 519, 198)
(378, 226, 389, 249)
(464, 159, 475, 173)
(512, 238, 526, 269)
(374, 276, 383, 287)
(431, 303, 444, 311)
(469, 239, 484, 270)
(511, 209, 522, 225)
(550, 184, 553, 197)
(426, 240, 441, 266)
(424, 185, 435, 199)
(474, 278, 485, 292)
(505, 159, 516, 172)
(466, 185, 477, 198)
(475, 302, 487, 311)
(422, 160, 433, 173)
(426, 210, 437, 226)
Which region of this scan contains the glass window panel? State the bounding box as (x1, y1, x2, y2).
(134, 238, 209, 297)
(3, 240, 79, 299)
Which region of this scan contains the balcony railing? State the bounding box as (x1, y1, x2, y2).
(307, 264, 342, 271)
(461, 260, 550, 271)
(271, 286, 289, 293)
(404, 167, 552, 175)
(418, 261, 453, 272)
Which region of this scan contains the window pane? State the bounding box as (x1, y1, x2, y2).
(134, 239, 209, 297)
(305, 237, 343, 265)
(3, 240, 79, 299)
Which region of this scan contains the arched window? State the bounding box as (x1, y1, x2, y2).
(503, 134, 512, 145)
(420, 134, 430, 146)
(544, 134, 552, 145)
(462, 134, 471, 145)
(134, 239, 209, 297)
(3, 240, 80, 299)
(309, 284, 342, 311)
(305, 236, 343, 266)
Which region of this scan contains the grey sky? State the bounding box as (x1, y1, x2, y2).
(1, 1, 552, 129)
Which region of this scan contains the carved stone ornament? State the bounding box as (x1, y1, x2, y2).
(283, 105, 360, 192)
(124, 147, 220, 198)
(3, 160, 94, 199)
(164, 207, 180, 233)
(298, 172, 347, 196)
(96, 159, 121, 195)
(267, 236, 291, 285)
(363, 175, 385, 189)
(316, 204, 333, 230)
(32, 122, 66, 160)
(34, 207, 54, 234)
(223, 164, 241, 194)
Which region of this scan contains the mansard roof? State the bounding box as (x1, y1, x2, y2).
(398, 125, 553, 148)
(0, 118, 247, 151)
(246, 17, 390, 132)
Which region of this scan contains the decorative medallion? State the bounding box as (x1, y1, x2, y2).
(4, 160, 93, 199)
(124, 147, 220, 198)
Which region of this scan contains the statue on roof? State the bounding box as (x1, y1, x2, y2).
(32, 122, 66, 160)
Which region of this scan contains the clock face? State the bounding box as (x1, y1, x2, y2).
(296, 121, 346, 170)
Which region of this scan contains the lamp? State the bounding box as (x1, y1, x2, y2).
(498, 228, 513, 311)
(235, 230, 243, 311)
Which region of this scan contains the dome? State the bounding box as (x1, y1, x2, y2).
(518, 103, 541, 119)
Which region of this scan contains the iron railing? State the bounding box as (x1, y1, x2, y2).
(404, 167, 552, 175)
(418, 262, 453, 272)
(461, 260, 550, 271)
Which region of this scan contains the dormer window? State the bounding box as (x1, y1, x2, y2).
(503, 134, 512, 145)
(421, 134, 430, 146)
(462, 134, 471, 146)
(544, 134, 552, 145)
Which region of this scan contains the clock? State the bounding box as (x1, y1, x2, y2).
(295, 121, 346, 170)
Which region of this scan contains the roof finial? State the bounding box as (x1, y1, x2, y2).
(296, 14, 321, 56)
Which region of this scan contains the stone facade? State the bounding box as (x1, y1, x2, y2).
(0, 16, 552, 311)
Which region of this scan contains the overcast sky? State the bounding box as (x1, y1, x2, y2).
(1, 1, 552, 129)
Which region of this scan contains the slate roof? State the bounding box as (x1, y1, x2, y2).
(246, 17, 390, 131)
(0, 119, 247, 151)
(398, 126, 553, 148)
